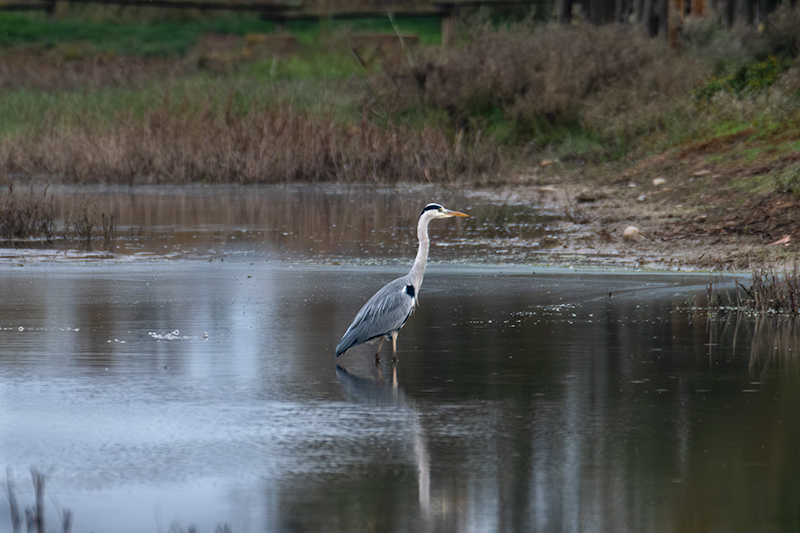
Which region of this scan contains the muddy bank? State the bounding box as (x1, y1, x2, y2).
(497, 179, 795, 272)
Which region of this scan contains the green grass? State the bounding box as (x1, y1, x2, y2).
(0, 71, 366, 138)
(730, 173, 777, 196)
(284, 17, 442, 45)
(0, 12, 276, 55)
(0, 11, 441, 56)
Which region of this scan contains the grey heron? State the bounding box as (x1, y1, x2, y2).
(335, 203, 469, 362)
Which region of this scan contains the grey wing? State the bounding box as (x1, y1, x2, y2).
(335, 277, 416, 357)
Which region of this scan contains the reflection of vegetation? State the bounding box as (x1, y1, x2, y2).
(4, 467, 234, 533)
(5, 468, 71, 533)
(749, 315, 800, 374)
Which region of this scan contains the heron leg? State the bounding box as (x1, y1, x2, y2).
(375, 337, 384, 365)
(391, 331, 399, 362)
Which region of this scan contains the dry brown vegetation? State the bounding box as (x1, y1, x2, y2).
(0, 51, 182, 90)
(1, 9, 799, 189)
(0, 19, 719, 185)
(0, 103, 503, 184)
(746, 264, 800, 315)
(0, 184, 114, 242)
(379, 23, 707, 151)
(0, 184, 54, 240)
(0, 23, 708, 185)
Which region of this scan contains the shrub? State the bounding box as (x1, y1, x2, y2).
(693, 56, 781, 101)
(378, 22, 706, 154)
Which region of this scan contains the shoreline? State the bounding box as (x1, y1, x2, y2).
(0, 180, 794, 272)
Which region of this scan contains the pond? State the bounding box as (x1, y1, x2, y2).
(0, 185, 798, 532)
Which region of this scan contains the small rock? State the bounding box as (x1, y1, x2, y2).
(693, 169, 712, 177)
(637, 194, 647, 202)
(538, 236, 562, 249)
(628, 182, 638, 188)
(622, 226, 645, 242)
(652, 177, 667, 186)
(575, 190, 597, 203)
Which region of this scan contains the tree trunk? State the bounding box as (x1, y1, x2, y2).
(557, 0, 573, 23)
(690, 0, 706, 17)
(588, 0, 617, 23)
(441, 11, 456, 47)
(656, 0, 668, 36)
(632, 0, 644, 24)
(723, 0, 735, 27)
(736, 0, 755, 24)
(642, 0, 658, 36)
(616, 0, 635, 23)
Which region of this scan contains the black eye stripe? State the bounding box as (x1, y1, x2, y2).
(420, 203, 444, 216)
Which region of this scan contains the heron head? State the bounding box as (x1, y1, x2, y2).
(420, 203, 469, 219)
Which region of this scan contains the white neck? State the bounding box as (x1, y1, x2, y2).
(407, 213, 432, 289)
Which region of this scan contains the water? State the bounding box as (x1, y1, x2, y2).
(0, 185, 798, 532)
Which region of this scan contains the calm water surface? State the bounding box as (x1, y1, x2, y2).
(0, 186, 798, 532)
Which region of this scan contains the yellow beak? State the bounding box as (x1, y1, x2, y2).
(446, 210, 469, 218)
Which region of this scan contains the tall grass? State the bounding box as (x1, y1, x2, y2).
(0, 16, 505, 183)
(0, 98, 503, 183)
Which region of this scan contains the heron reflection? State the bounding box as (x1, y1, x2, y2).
(334, 362, 431, 517)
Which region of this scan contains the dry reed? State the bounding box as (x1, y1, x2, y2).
(746, 264, 800, 315)
(0, 184, 55, 240)
(704, 264, 800, 316)
(0, 185, 116, 242)
(0, 103, 503, 184)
